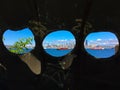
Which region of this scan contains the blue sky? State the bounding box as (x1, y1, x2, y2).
(3, 28, 118, 46)
(43, 30, 76, 43)
(85, 32, 118, 41)
(3, 29, 76, 46)
(3, 28, 35, 46)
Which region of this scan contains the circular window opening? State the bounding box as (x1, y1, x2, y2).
(42, 30, 76, 57)
(84, 32, 119, 59)
(2, 28, 36, 54)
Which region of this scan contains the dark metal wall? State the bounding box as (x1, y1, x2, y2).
(0, 0, 120, 90)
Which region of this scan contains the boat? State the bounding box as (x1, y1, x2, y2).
(57, 47, 68, 50)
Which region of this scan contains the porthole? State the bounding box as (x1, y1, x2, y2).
(2, 28, 36, 54)
(84, 31, 119, 59)
(42, 30, 76, 57)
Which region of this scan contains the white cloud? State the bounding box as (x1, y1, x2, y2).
(97, 39, 102, 41)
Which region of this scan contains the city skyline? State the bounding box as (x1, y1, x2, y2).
(84, 32, 119, 50)
(42, 30, 76, 49)
(2, 28, 119, 49)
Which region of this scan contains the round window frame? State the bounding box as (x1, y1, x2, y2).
(82, 30, 120, 62)
(0, 27, 45, 75)
(41, 29, 77, 63)
(1, 28, 36, 56)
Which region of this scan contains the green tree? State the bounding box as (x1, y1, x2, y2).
(9, 37, 34, 54)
